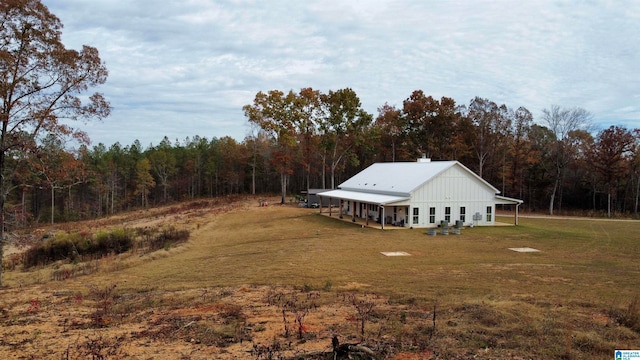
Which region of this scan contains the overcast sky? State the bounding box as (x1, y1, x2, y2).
(43, 0, 640, 149)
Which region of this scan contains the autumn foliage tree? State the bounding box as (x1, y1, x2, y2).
(588, 126, 636, 217)
(31, 135, 86, 224)
(319, 88, 372, 189)
(296, 87, 322, 192)
(507, 107, 534, 198)
(244, 90, 298, 204)
(0, 0, 110, 285)
(374, 103, 403, 162)
(464, 97, 511, 179)
(402, 91, 461, 160)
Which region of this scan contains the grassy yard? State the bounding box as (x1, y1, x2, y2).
(107, 206, 640, 306)
(2, 199, 639, 359)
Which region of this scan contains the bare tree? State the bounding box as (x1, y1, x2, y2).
(541, 105, 591, 215)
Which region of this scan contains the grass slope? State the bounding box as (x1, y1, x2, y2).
(1, 198, 639, 359)
(110, 206, 640, 306)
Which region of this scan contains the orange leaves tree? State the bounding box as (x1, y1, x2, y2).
(0, 0, 110, 285)
(319, 88, 373, 190)
(587, 126, 637, 217)
(402, 90, 461, 161)
(245, 88, 373, 198)
(244, 90, 299, 204)
(30, 135, 87, 224)
(374, 103, 403, 162)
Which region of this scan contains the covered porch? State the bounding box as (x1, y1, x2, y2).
(318, 211, 409, 230)
(317, 190, 410, 230)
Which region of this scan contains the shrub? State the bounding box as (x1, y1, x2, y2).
(22, 229, 133, 268)
(22, 233, 80, 268)
(89, 284, 118, 327)
(95, 229, 133, 255)
(21, 226, 188, 269)
(610, 297, 640, 334)
(147, 226, 190, 251)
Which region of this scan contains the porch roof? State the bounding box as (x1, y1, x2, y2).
(317, 189, 410, 206)
(495, 195, 524, 205)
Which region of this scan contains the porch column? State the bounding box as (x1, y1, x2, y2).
(365, 203, 369, 226)
(329, 197, 332, 217)
(515, 204, 520, 225)
(318, 196, 322, 214)
(352, 201, 356, 222)
(339, 199, 343, 219)
(381, 206, 385, 230)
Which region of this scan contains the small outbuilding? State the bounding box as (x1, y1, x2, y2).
(318, 157, 523, 229)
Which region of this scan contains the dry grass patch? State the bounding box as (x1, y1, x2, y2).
(1, 197, 640, 359)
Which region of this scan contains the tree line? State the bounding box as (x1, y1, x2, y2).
(2, 87, 638, 228)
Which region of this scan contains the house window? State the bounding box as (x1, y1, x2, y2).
(429, 207, 436, 223)
(444, 207, 451, 222)
(413, 207, 419, 224)
(486, 206, 492, 222)
(460, 207, 466, 222)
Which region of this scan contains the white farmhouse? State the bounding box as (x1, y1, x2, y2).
(317, 157, 523, 229)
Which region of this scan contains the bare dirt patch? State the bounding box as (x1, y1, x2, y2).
(1, 196, 639, 359)
(0, 283, 430, 359)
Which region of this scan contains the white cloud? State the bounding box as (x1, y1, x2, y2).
(44, 0, 640, 147)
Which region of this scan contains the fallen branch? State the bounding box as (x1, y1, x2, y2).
(172, 320, 196, 335)
(332, 335, 376, 359)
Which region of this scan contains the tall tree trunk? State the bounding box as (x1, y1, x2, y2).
(0, 152, 5, 287)
(549, 167, 561, 215)
(331, 164, 336, 190)
(22, 189, 26, 228)
(51, 187, 55, 224)
(321, 153, 327, 189)
(634, 172, 640, 214)
(558, 171, 566, 213)
(163, 183, 167, 203)
(306, 167, 310, 194)
(251, 161, 256, 195)
(392, 140, 396, 162)
(110, 178, 115, 215)
(280, 171, 287, 204)
(477, 151, 486, 178)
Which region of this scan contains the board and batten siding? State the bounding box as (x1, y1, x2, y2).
(409, 165, 496, 227)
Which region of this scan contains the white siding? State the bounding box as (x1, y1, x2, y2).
(408, 165, 497, 227)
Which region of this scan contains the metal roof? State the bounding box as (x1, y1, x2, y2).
(317, 189, 410, 205)
(338, 160, 498, 195)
